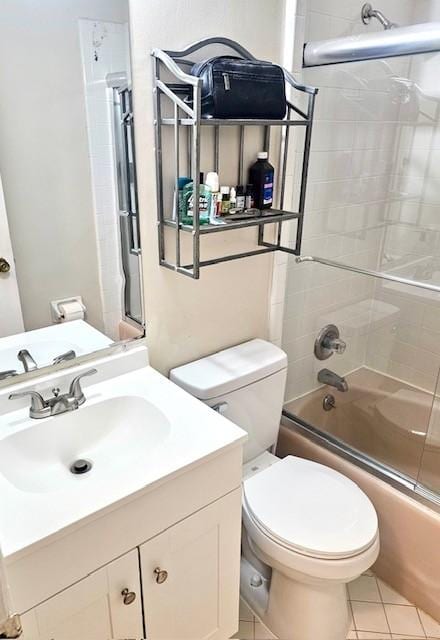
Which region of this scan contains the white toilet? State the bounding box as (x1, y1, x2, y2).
(170, 339, 380, 640)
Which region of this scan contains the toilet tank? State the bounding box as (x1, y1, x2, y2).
(170, 339, 287, 463)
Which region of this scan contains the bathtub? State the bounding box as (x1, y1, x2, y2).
(285, 367, 435, 481)
(279, 367, 440, 622)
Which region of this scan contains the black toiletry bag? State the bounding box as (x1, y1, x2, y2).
(190, 56, 287, 119)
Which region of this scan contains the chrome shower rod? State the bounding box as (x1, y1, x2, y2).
(303, 22, 440, 67)
(296, 256, 440, 295)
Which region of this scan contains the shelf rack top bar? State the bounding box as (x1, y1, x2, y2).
(153, 36, 317, 95)
(163, 36, 258, 61)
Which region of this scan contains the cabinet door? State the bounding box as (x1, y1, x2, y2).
(140, 489, 241, 640)
(20, 549, 143, 640)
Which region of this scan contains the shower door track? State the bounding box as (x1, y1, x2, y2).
(296, 255, 440, 294)
(282, 410, 440, 513)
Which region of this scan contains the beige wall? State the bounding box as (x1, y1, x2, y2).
(0, 0, 127, 332)
(129, 0, 284, 374)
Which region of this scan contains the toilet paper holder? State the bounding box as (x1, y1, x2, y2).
(50, 296, 86, 323)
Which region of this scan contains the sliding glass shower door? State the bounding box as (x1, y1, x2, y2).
(280, 1, 440, 506)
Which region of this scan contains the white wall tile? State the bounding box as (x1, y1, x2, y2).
(79, 18, 129, 340)
(279, 0, 440, 407)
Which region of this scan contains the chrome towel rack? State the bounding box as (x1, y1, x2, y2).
(296, 256, 440, 295)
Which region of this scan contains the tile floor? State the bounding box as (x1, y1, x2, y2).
(233, 571, 440, 640)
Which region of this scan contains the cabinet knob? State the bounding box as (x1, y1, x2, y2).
(121, 588, 136, 605)
(154, 567, 168, 584)
(0, 258, 11, 273)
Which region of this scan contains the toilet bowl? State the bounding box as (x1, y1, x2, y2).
(170, 339, 380, 640)
(241, 452, 379, 640)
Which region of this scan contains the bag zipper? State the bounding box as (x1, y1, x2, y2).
(222, 73, 231, 91)
(213, 70, 283, 83)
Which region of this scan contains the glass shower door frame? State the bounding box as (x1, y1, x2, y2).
(112, 83, 144, 328)
(415, 368, 440, 506)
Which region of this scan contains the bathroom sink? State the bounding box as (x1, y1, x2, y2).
(0, 363, 246, 558)
(0, 396, 170, 493)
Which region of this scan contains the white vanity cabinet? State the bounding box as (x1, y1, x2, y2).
(20, 550, 143, 640)
(1, 364, 246, 640)
(18, 489, 241, 640)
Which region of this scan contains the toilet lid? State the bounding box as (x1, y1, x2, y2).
(243, 456, 378, 559)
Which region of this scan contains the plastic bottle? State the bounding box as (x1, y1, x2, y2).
(181, 172, 211, 225)
(249, 151, 274, 209)
(245, 184, 254, 209)
(230, 187, 237, 209)
(235, 185, 245, 211)
(175, 177, 191, 221)
(205, 172, 220, 222)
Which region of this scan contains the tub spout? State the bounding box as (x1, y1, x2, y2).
(318, 368, 348, 392)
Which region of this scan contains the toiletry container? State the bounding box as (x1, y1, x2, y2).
(205, 172, 220, 222)
(181, 172, 211, 225)
(249, 152, 274, 209)
(220, 186, 231, 215)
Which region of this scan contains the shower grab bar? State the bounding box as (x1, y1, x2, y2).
(296, 255, 440, 294)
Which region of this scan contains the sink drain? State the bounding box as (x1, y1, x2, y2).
(70, 459, 93, 475)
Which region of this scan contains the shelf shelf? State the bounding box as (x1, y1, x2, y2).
(152, 36, 318, 279)
(163, 210, 300, 234)
(161, 118, 310, 127)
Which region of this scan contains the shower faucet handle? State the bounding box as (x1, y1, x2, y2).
(314, 324, 346, 360)
(325, 336, 346, 355)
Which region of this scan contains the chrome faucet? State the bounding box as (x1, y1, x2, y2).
(17, 349, 37, 372)
(317, 368, 348, 393)
(8, 368, 97, 419)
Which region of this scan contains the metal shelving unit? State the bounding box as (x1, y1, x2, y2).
(152, 37, 318, 279)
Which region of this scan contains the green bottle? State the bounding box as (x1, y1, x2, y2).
(181, 173, 211, 225)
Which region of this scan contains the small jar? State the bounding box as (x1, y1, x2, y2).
(220, 186, 231, 215)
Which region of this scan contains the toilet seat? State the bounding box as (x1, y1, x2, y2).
(243, 455, 378, 560)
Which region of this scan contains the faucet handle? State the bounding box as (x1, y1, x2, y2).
(325, 337, 346, 355)
(0, 370, 18, 381)
(68, 368, 98, 406)
(52, 350, 76, 365)
(315, 324, 346, 360)
(8, 390, 50, 419)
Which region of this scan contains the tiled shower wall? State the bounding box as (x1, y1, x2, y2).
(79, 18, 130, 340)
(364, 0, 440, 393)
(272, 0, 440, 402)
